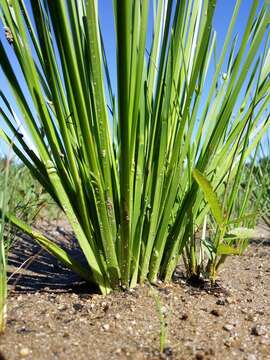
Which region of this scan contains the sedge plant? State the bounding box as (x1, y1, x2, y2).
(0, 1, 269, 294)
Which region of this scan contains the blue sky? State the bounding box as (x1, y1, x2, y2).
(98, 0, 258, 96)
(0, 0, 267, 156)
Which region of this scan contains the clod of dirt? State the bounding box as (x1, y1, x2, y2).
(180, 313, 189, 320)
(162, 346, 173, 358)
(72, 303, 83, 311)
(216, 298, 226, 305)
(195, 352, 204, 360)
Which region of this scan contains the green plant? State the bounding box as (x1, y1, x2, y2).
(0, 160, 60, 224)
(191, 169, 256, 283)
(149, 285, 172, 354)
(0, 155, 10, 333)
(243, 132, 270, 227)
(0, 155, 57, 333)
(0, 1, 269, 294)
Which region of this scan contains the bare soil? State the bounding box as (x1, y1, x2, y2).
(0, 220, 270, 360)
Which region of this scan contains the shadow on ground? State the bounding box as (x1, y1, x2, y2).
(7, 221, 270, 294)
(7, 223, 97, 294)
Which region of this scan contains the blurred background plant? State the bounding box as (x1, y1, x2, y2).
(0, 150, 60, 333)
(0, 152, 10, 333)
(243, 132, 270, 228)
(0, 158, 60, 225)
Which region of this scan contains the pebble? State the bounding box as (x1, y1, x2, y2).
(226, 297, 235, 304)
(223, 324, 234, 332)
(102, 324, 110, 331)
(251, 324, 267, 336)
(20, 348, 30, 357)
(161, 306, 168, 315)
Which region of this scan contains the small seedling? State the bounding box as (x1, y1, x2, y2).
(192, 169, 256, 284)
(149, 284, 173, 354)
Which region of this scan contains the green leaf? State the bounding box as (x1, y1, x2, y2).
(201, 238, 215, 260)
(227, 213, 258, 225)
(216, 243, 240, 255)
(227, 227, 256, 239)
(193, 169, 224, 226)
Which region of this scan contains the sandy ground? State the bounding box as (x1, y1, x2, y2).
(0, 221, 270, 360)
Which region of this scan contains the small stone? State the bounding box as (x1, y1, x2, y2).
(102, 324, 110, 331)
(57, 304, 67, 311)
(102, 303, 109, 312)
(210, 309, 221, 317)
(223, 324, 234, 332)
(225, 297, 235, 304)
(114, 313, 121, 320)
(161, 306, 168, 315)
(251, 324, 267, 336)
(20, 348, 30, 357)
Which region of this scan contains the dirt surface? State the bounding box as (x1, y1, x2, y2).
(0, 221, 270, 360)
